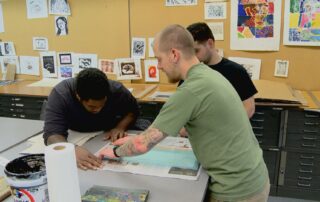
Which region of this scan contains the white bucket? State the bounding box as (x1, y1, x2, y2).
(4, 154, 49, 202)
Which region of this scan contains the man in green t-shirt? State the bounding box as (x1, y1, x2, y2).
(99, 24, 269, 202)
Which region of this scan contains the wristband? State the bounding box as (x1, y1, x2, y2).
(113, 146, 120, 158)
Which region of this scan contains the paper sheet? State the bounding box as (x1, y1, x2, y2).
(20, 130, 103, 154)
(97, 136, 201, 180)
(149, 91, 174, 100)
(28, 78, 62, 87)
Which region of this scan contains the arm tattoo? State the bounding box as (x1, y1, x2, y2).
(116, 128, 167, 157)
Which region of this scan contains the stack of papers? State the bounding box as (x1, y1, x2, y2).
(20, 130, 103, 154)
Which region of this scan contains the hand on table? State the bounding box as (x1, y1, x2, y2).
(75, 145, 103, 170)
(103, 128, 128, 142)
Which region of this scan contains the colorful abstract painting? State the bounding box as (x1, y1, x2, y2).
(283, 0, 320, 46)
(230, 0, 281, 51)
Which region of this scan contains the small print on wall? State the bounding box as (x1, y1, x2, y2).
(144, 59, 159, 82)
(274, 60, 289, 78)
(115, 58, 142, 80)
(33, 37, 49, 51)
(131, 38, 146, 59)
(99, 59, 115, 74)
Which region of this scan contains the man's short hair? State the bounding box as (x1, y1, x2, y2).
(76, 68, 110, 100)
(158, 24, 195, 57)
(187, 22, 215, 43)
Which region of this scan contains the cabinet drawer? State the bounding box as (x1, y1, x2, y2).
(284, 178, 320, 190)
(286, 133, 320, 151)
(263, 150, 279, 185)
(287, 110, 320, 133)
(255, 134, 279, 147)
(250, 107, 282, 133)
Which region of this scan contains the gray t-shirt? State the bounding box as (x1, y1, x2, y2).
(43, 78, 139, 143)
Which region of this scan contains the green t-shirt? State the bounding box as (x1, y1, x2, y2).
(153, 63, 268, 201)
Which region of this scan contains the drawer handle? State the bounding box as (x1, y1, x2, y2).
(255, 133, 263, 137)
(300, 162, 314, 166)
(252, 126, 264, 130)
(304, 122, 319, 126)
(300, 155, 315, 159)
(302, 136, 317, 140)
(303, 129, 318, 133)
(305, 114, 320, 118)
(298, 176, 312, 180)
(258, 140, 263, 144)
(299, 169, 313, 173)
(301, 143, 316, 148)
(255, 112, 265, 115)
(297, 182, 311, 187)
(251, 119, 264, 122)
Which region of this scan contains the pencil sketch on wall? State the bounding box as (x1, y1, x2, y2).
(205, 2, 227, 19)
(74, 54, 98, 74)
(26, 0, 48, 19)
(131, 38, 146, 59)
(1, 42, 16, 56)
(166, 0, 197, 6)
(274, 60, 289, 77)
(33, 37, 49, 51)
(99, 59, 115, 74)
(55, 16, 68, 36)
(208, 22, 224, 40)
(228, 57, 261, 80)
(49, 0, 71, 15)
(19, 56, 40, 76)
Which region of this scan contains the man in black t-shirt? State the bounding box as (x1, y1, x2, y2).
(44, 68, 139, 170)
(180, 22, 257, 118)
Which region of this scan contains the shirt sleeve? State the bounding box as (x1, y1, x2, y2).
(231, 67, 257, 101)
(43, 88, 69, 144)
(152, 88, 199, 136)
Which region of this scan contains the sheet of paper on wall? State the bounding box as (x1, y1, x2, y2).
(228, 57, 261, 80)
(205, 2, 227, 19)
(208, 22, 224, 40)
(40, 51, 58, 78)
(166, 0, 197, 6)
(58, 66, 73, 79)
(230, 1, 281, 51)
(144, 59, 159, 82)
(19, 56, 40, 76)
(73, 53, 98, 74)
(283, 0, 320, 46)
(131, 37, 146, 59)
(148, 37, 155, 58)
(1, 42, 16, 56)
(115, 58, 142, 80)
(0, 56, 20, 75)
(274, 60, 289, 78)
(99, 59, 116, 75)
(26, 0, 48, 19)
(20, 130, 103, 155)
(33, 37, 49, 51)
(49, 0, 71, 15)
(0, 4, 4, 33)
(149, 91, 174, 100)
(97, 136, 200, 180)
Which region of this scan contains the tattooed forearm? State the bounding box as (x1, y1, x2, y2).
(116, 128, 167, 157)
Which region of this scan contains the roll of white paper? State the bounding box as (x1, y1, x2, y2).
(45, 143, 81, 202)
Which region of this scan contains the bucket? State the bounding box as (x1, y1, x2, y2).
(4, 154, 49, 202)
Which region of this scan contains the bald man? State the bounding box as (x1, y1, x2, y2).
(100, 24, 269, 202)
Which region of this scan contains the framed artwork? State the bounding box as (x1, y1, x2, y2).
(283, 0, 320, 46)
(99, 59, 115, 74)
(274, 60, 289, 77)
(58, 53, 72, 65)
(115, 58, 142, 80)
(144, 59, 159, 82)
(33, 37, 48, 51)
(131, 38, 146, 59)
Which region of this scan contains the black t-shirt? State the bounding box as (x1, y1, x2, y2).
(43, 78, 139, 143)
(178, 58, 257, 101)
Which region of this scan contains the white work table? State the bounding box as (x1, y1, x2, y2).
(0, 121, 209, 202)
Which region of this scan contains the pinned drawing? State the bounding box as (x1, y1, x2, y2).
(116, 58, 142, 80)
(144, 59, 159, 82)
(230, 0, 282, 51)
(99, 59, 115, 74)
(0, 56, 20, 75)
(26, 0, 48, 19)
(131, 38, 146, 59)
(33, 37, 48, 51)
(40, 51, 58, 78)
(19, 56, 40, 76)
(58, 66, 73, 79)
(58, 52, 72, 65)
(208, 22, 224, 40)
(74, 54, 98, 73)
(274, 60, 289, 77)
(55, 16, 68, 36)
(148, 37, 155, 57)
(1, 42, 16, 56)
(166, 0, 197, 6)
(283, 0, 320, 46)
(204, 2, 227, 19)
(49, 0, 71, 15)
(228, 57, 261, 80)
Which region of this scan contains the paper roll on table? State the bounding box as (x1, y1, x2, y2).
(45, 143, 81, 202)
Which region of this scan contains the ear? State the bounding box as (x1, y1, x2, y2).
(207, 39, 215, 49)
(170, 48, 180, 63)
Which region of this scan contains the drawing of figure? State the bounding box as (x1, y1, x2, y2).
(298, 0, 313, 28)
(4, 43, 12, 55)
(43, 56, 55, 74)
(100, 60, 114, 73)
(50, 0, 70, 14)
(55, 16, 68, 36)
